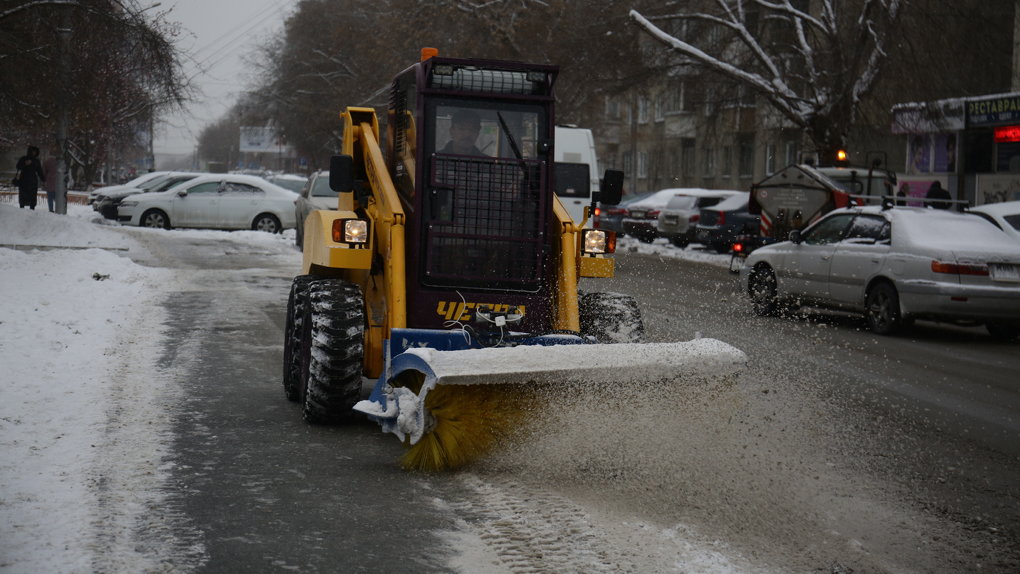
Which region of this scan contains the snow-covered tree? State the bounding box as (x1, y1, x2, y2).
(630, 0, 904, 161)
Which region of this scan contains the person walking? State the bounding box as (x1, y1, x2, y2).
(14, 145, 45, 210)
(42, 149, 58, 212)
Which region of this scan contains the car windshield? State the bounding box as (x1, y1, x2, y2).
(138, 174, 172, 191)
(311, 175, 334, 198)
(665, 196, 698, 210)
(713, 193, 749, 211)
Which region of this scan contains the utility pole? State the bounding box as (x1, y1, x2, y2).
(54, 6, 72, 215)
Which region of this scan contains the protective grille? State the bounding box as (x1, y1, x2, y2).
(425, 154, 546, 291)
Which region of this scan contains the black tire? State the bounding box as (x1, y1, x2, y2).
(282, 275, 316, 401)
(986, 321, 1020, 341)
(669, 235, 689, 248)
(748, 265, 780, 317)
(865, 281, 902, 335)
(579, 291, 645, 343)
(140, 209, 170, 229)
(297, 278, 365, 423)
(295, 220, 304, 250)
(253, 213, 283, 233)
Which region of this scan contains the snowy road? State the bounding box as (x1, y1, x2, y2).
(3, 206, 1019, 573)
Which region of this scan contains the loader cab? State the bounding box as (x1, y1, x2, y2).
(388, 55, 561, 332)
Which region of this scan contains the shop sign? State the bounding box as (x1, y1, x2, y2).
(967, 94, 1020, 127)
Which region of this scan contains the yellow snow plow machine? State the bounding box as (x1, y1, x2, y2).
(282, 50, 746, 471)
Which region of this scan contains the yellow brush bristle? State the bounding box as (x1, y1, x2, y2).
(401, 383, 535, 472)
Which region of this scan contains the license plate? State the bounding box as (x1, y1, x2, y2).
(664, 216, 679, 224)
(630, 210, 646, 218)
(990, 263, 1020, 282)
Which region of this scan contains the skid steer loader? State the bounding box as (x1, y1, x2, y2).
(282, 49, 746, 470)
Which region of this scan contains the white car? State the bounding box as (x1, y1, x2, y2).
(87, 171, 171, 205)
(739, 205, 1020, 339)
(116, 174, 298, 233)
(294, 170, 337, 250)
(969, 200, 1020, 244)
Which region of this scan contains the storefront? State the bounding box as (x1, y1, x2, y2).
(892, 92, 1020, 207)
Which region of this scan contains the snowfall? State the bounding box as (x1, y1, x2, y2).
(0, 201, 733, 573)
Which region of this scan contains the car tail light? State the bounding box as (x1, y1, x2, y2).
(690, 213, 700, 223)
(931, 260, 989, 276)
(732, 241, 745, 254)
(647, 210, 660, 219)
(606, 207, 626, 215)
(717, 211, 725, 225)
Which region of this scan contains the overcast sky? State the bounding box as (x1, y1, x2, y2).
(152, 0, 298, 156)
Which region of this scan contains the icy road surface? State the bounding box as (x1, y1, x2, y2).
(2, 204, 1018, 573)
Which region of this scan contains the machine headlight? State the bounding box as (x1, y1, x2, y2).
(119, 200, 138, 207)
(581, 229, 616, 254)
(332, 218, 369, 245)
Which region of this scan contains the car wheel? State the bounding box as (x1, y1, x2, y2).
(140, 209, 170, 229)
(670, 236, 689, 248)
(253, 213, 282, 233)
(865, 281, 902, 335)
(748, 265, 780, 317)
(986, 321, 1020, 341)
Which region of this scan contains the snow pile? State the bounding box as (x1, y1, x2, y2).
(0, 205, 173, 572)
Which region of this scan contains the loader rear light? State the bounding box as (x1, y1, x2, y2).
(732, 241, 745, 254)
(582, 229, 616, 254)
(930, 260, 988, 276)
(332, 219, 369, 245)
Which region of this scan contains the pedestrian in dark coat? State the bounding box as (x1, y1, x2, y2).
(14, 145, 45, 209)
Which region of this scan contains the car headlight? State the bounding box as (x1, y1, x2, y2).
(119, 200, 138, 207)
(332, 218, 369, 246)
(581, 229, 616, 254)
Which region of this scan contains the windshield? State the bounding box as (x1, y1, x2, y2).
(138, 174, 172, 191)
(311, 175, 334, 197)
(429, 101, 544, 159)
(665, 196, 698, 210)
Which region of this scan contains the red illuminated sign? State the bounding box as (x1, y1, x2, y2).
(994, 125, 1020, 143)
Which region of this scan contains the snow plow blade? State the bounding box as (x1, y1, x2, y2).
(354, 338, 747, 471)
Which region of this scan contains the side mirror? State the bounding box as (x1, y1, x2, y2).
(789, 229, 802, 244)
(599, 169, 624, 205)
(329, 155, 354, 193)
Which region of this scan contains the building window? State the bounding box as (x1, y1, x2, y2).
(738, 136, 755, 178)
(722, 145, 733, 178)
(655, 94, 665, 122)
(668, 84, 684, 113)
(681, 138, 696, 177)
(703, 147, 715, 177)
(637, 151, 649, 179)
(638, 96, 649, 124)
(765, 143, 776, 175)
(784, 140, 799, 165)
(606, 97, 620, 120)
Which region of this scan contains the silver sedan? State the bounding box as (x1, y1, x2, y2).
(117, 174, 298, 233)
(739, 205, 1020, 339)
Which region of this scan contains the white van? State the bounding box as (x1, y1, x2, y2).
(554, 126, 600, 226)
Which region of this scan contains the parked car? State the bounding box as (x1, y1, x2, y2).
(656, 189, 743, 247)
(294, 170, 337, 250)
(969, 201, 1020, 244)
(87, 171, 171, 205)
(695, 192, 760, 253)
(739, 205, 1020, 339)
(266, 173, 308, 194)
(116, 174, 298, 233)
(92, 172, 199, 219)
(598, 191, 654, 236)
(621, 189, 693, 243)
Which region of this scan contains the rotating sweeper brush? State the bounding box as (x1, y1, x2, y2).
(281, 50, 748, 471)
